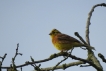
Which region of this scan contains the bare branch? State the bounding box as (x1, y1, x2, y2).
(40, 61, 84, 71)
(74, 32, 95, 50)
(0, 53, 7, 71)
(13, 43, 22, 62)
(98, 53, 106, 63)
(75, 32, 87, 44)
(0, 53, 7, 63)
(52, 56, 68, 71)
(1, 3, 106, 71)
(86, 3, 106, 45)
(1, 52, 94, 70)
(85, 3, 106, 71)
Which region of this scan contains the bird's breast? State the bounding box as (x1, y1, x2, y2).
(52, 36, 57, 44)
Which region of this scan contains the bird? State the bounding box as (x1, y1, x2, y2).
(49, 29, 95, 52)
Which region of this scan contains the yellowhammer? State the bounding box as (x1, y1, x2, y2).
(49, 29, 95, 51)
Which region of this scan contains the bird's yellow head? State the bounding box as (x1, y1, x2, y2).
(49, 29, 61, 38)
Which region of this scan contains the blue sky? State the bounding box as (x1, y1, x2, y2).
(0, 0, 106, 71)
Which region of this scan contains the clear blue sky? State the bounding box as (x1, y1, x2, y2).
(0, 0, 106, 71)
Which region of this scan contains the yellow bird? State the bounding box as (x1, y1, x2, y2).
(49, 29, 95, 51)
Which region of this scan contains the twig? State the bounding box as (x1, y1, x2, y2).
(30, 56, 42, 71)
(52, 56, 68, 71)
(0, 53, 7, 63)
(13, 43, 22, 62)
(11, 43, 22, 71)
(74, 32, 95, 50)
(20, 67, 22, 71)
(74, 32, 87, 44)
(98, 53, 106, 63)
(0, 53, 7, 71)
(80, 65, 91, 67)
(30, 63, 41, 71)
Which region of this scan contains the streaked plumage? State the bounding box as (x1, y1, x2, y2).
(49, 29, 95, 51)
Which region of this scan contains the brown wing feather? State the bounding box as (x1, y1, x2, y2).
(56, 34, 80, 44)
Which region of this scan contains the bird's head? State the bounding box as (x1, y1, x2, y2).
(49, 29, 61, 38)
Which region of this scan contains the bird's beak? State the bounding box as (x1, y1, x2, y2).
(49, 33, 52, 35)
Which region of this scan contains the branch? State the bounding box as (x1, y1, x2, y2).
(11, 43, 22, 71)
(68, 53, 98, 69)
(75, 32, 87, 45)
(0, 53, 7, 71)
(85, 3, 106, 71)
(98, 53, 106, 63)
(40, 61, 84, 71)
(86, 3, 106, 45)
(12, 43, 22, 62)
(1, 52, 94, 70)
(74, 32, 95, 50)
(1, 52, 66, 69)
(52, 56, 68, 71)
(36, 52, 98, 71)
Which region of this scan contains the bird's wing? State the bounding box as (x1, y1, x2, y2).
(56, 34, 80, 44)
